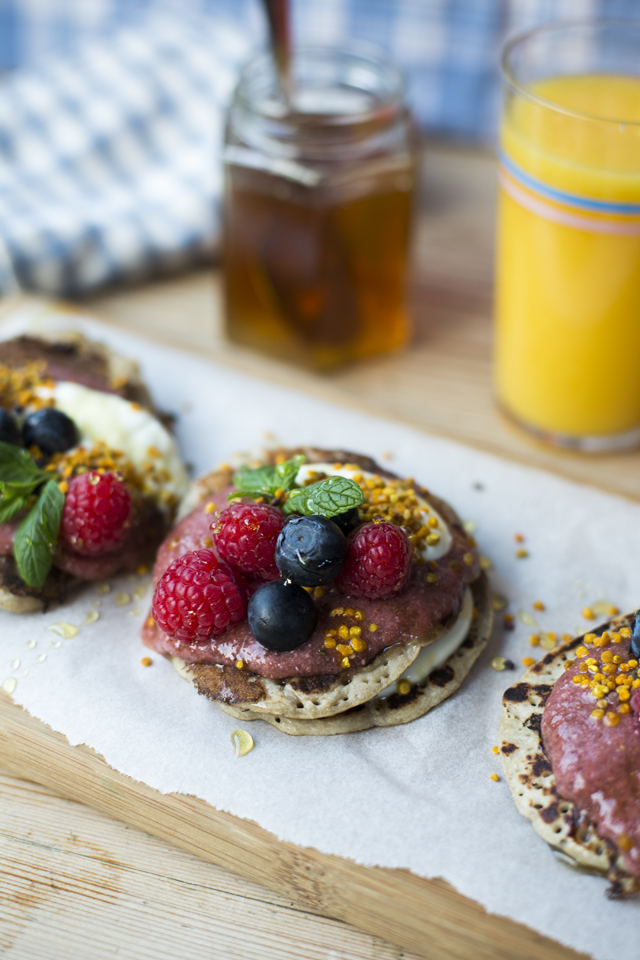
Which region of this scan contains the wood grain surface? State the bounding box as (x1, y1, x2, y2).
(0, 692, 586, 960)
(0, 763, 427, 960)
(0, 142, 625, 960)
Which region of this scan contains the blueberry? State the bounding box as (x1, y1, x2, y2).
(0, 409, 21, 446)
(276, 515, 348, 587)
(332, 507, 361, 536)
(247, 580, 318, 651)
(22, 408, 78, 454)
(631, 615, 640, 660)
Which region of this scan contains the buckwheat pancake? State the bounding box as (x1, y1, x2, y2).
(0, 330, 152, 408)
(499, 610, 640, 898)
(0, 331, 186, 612)
(179, 573, 492, 735)
(145, 447, 492, 735)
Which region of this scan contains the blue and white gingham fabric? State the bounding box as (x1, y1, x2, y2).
(0, 12, 251, 295)
(0, 0, 636, 295)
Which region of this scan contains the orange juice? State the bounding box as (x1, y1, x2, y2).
(496, 74, 640, 441)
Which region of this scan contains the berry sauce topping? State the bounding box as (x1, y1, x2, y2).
(247, 579, 318, 652)
(60, 470, 132, 556)
(22, 407, 79, 454)
(542, 625, 640, 877)
(152, 548, 246, 643)
(143, 474, 478, 679)
(213, 500, 284, 580)
(276, 515, 348, 587)
(335, 520, 412, 600)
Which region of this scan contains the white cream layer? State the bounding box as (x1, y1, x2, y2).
(373, 586, 473, 701)
(295, 462, 452, 561)
(44, 381, 188, 506)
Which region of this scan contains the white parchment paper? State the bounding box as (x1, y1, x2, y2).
(1, 303, 639, 960)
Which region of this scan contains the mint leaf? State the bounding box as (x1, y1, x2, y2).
(232, 464, 279, 497)
(283, 476, 365, 518)
(0, 489, 32, 523)
(0, 440, 47, 486)
(274, 454, 306, 490)
(14, 480, 64, 588)
(231, 455, 307, 500)
(0, 440, 50, 526)
(0, 440, 51, 527)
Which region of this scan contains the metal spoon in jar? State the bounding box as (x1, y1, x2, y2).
(262, 0, 291, 105)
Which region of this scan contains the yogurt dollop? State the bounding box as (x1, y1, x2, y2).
(373, 587, 473, 700)
(47, 381, 188, 507)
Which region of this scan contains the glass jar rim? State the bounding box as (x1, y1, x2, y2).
(501, 18, 640, 127)
(234, 42, 406, 127)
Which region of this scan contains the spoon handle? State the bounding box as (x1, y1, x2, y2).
(262, 0, 291, 101)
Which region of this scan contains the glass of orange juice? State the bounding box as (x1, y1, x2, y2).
(495, 21, 640, 451)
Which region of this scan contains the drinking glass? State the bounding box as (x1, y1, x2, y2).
(495, 21, 640, 450)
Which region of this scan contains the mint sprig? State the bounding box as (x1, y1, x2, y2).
(230, 455, 366, 521)
(0, 440, 48, 487)
(230, 454, 307, 500)
(0, 439, 66, 588)
(14, 480, 64, 588)
(0, 439, 51, 521)
(283, 475, 365, 518)
(0, 488, 34, 523)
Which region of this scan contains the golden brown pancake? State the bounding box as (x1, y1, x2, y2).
(499, 610, 640, 899)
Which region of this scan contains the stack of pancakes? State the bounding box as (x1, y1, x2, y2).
(144, 448, 494, 736)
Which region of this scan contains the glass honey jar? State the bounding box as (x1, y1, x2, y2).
(222, 45, 418, 370)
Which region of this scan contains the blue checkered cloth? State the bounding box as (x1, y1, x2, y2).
(0, 0, 636, 295)
(0, 12, 250, 295)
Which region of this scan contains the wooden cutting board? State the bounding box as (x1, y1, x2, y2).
(0, 690, 584, 960)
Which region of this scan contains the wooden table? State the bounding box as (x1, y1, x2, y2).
(2, 141, 633, 960)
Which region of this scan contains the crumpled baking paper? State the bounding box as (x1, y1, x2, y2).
(0, 302, 638, 960)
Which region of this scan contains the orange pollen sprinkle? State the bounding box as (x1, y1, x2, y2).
(0, 360, 53, 410)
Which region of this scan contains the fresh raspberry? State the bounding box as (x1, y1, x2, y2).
(60, 471, 132, 556)
(152, 548, 245, 643)
(336, 521, 412, 600)
(213, 501, 285, 580)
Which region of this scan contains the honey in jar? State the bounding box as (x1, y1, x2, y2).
(223, 46, 417, 369)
